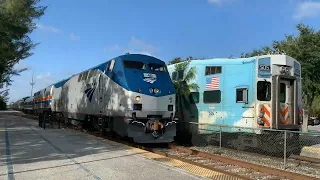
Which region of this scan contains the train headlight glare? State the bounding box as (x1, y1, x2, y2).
(135, 96, 141, 101)
(154, 88, 160, 94)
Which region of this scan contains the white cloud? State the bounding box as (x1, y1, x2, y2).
(13, 61, 32, 72)
(36, 23, 80, 41)
(70, 32, 80, 41)
(36, 23, 62, 33)
(294, 1, 320, 19)
(36, 72, 51, 80)
(104, 36, 157, 56)
(128, 36, 157, 55)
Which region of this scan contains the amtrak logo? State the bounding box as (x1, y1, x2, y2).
(143, 77, 157, 84)
(143, 73, 157, 84)
(84, 87, 95, 102)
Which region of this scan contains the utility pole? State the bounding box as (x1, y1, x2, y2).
(30, 71, 35, 96)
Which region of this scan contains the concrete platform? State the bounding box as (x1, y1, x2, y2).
(0, 114, 237, 180)
(298, 127, 320, 160)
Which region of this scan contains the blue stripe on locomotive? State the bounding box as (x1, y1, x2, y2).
(168, 57, 257, 131)
(53, 54, 175, 98)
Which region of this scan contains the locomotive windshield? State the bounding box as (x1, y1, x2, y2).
(149, 63, 167, 72)
(123, 60, 146, 70)
(257, 81, 271, 101)
(123, 60, 167, 72)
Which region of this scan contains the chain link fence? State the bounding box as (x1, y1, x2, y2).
(181, 122, 320, 169)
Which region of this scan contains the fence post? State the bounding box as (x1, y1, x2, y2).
(219, 126, 222, 149)
(302, 109, 309, 132)
(283, 130, 287, 170)
(58, 115, 61, 129)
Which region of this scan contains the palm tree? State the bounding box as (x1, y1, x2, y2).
(172, 59, 198, 144)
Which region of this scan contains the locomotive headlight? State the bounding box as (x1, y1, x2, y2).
(149, 88, 153, 93)
(279, 66, 289, 74)
(135, 96, 141, 101)
(154, 88, 160, 94)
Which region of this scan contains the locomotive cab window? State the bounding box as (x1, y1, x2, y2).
(203, 90, 221, 103)
(205, 66, 222, 75)
(123, 60, 145, 70)
(109, 59, 115, 71)
(257, 81, 271, 101)
(236, 88, 248, 103)
(189, 92, 199, 104)
(280, 83, 286, 103)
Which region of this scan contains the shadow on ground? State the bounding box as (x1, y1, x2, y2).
(0, 114, 142, 176)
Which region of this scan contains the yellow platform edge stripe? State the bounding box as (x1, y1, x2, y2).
(127, 147, 241, 180)
(302, 146, 320, 152)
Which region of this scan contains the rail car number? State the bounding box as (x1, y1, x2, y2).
(209, 111, 214, 115)
(259, 65, 270, 71)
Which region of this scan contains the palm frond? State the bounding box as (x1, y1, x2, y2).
(189, 83, 199, 91)
(184, 66, 197, 83)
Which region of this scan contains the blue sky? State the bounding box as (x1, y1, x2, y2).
(8, 0, 320, 102)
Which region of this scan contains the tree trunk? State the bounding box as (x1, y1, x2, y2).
(306, 91, 315, 115)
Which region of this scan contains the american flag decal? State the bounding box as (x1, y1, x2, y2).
(206, 76, 219, 89)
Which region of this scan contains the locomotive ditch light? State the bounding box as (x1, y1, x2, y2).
(135, 96, 141, 102)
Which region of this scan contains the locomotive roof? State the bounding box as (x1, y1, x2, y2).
(39, 54, 165, 90)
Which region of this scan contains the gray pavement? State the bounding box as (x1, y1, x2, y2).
(0, 114, 209, 180)
(308, 125, 320, 132)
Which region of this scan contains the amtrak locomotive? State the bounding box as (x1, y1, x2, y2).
(20, 54, 178, 143)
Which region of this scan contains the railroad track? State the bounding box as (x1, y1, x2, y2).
(12, 112, 319, 180)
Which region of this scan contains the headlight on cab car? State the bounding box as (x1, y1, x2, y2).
(135, 96, 141, 102)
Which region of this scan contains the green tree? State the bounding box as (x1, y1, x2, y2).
(0, 89, 9, 109)
(0, 0, 46, 85)
(242, 23, 320, 111)
(0, 0, 46, 104)
(169, 57, 199, 143)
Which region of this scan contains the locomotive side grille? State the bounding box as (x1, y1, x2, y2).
(133, 104, 142, 110)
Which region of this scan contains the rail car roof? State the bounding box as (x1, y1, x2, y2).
(167, 56, 257, 66)
(24, 96, 34, 102)
(167, 55, 298, 66)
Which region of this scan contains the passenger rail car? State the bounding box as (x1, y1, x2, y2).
(167, 55, 302, 152)
(34, 54, 178, 143)
(23, 96, 34, 114)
